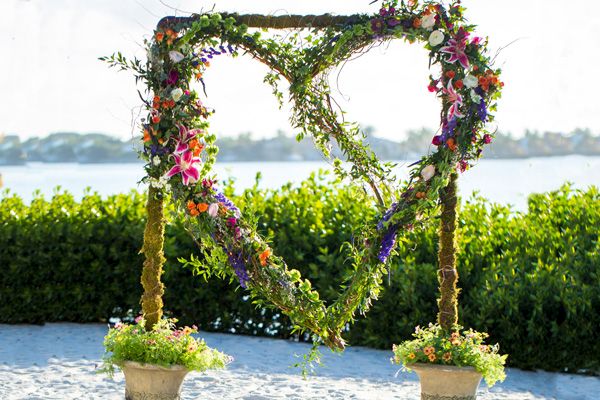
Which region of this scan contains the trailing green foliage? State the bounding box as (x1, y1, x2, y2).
(1, 178, 598, 372)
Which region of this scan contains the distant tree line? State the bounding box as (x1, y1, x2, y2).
(0, 128, 598, 165)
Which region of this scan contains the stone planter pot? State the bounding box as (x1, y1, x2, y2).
(122, 361, 189, 400)
(411, 363, 482, 400)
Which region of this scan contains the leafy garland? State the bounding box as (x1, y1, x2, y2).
(102, 0, 502, 350)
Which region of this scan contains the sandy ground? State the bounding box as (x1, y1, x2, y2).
(0, 324, 598, 400)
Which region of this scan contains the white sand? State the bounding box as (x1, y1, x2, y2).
(0, 323, 597, 399)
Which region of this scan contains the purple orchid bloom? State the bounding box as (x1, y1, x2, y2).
(165, 150, 201, 185)
(440, 32, 470, 69)
(174, 124, 203, 154)
(442, 80, 464, 120)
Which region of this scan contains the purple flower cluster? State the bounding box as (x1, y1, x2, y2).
(378, 224, 399, 264)
(215, 192, 240, 215)
(195, 45, 236, 64)
(377, 202, 398, 231)
(227, 249, 249, 288)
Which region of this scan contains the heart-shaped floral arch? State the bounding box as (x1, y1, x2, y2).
(103, 0, 502, 350)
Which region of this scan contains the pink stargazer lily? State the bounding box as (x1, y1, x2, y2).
(440, 31, 470, 69)
(174, 124, 203, 154)
(166, 150, 202, 185)
(443, 79, 464, 120)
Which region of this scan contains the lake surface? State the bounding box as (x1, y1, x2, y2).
(1, 156, 599, 211)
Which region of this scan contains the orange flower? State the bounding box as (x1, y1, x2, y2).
(188, 139, 199, 149)
(259, 249, 271, 266)
(445, 70, 456, 79)
(446, 137, 457, 151)
(454, 79, 464, 89)
(155, 31, 165, 43)
(187, 201, 200, 216)
(143, 128, 152, 143)
(423, 346, 435, 355)
(408, 353, 416, 360)
(442, 352, 452, 362)
(416, 191, 426, 199)
(152, 114, 161, 124)
(165, 28, 178, 45)
(428, 353, 437, 362)
(195, 72, 203, 80)
(153, 95, 161, 108)
(412, 18, 422, 28)
(197, 203, 209, 213)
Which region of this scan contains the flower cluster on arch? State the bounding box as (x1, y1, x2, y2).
(103, 0, 503, 349)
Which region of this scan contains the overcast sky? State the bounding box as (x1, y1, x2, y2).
(1, 0, 599, 141)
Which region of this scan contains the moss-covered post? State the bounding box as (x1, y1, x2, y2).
(437, 172, 459, 331)
(140, 185, 166, 331)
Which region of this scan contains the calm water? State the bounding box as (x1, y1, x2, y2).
(1, 156, 599, 211)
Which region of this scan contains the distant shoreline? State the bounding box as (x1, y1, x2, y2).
(2, 153, 600, 167)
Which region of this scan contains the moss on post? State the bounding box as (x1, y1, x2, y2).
(437, 172, 459, 331)
(140, 185, 166, 331)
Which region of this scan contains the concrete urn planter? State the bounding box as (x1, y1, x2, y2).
(411, 363, 483, 400)
(122, 361, 189, 400)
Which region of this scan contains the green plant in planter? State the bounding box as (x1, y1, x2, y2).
(101, 318, 229, 376)
(392, 324, 506, 387)
(392, 174, 507, 387)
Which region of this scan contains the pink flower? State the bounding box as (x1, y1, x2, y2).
(114, 322, 124, 330)
(174, 124, 203, 154)
(440, 31, 470, 69)
(442, 80, 464, 120)
(166, 150, 202, 185)
(135, 315, 143, 324)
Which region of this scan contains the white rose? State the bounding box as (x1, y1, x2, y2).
(168, 51, 185, 63)
(171, 88, 184, 102)
(208, 203, 219, 218)
(421, 165, 436, 181)
(421, 13, 436, 30)
(428, 30, 445, 47)
(464, 74, 479, 89)
(152, 155, 161, 166)
(470, 89, 482, 103)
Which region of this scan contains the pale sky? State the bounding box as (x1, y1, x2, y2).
(1, 0, 599, 141)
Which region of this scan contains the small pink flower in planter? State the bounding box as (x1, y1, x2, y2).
(166, 150, 202, 185)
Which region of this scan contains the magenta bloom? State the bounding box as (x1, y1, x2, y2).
(174, 124, 203, 154)
(442, 80, 464, 120)
(166, 150, 201, 185)
(440, 34, 470, 69)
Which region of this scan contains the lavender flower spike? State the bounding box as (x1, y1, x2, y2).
(378, 224, 399, 264)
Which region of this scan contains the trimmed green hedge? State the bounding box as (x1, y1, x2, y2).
(1, 176, 598, 373)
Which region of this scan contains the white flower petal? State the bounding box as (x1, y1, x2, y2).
(168, 51, 185, 63)
(428, 30, 445, 47)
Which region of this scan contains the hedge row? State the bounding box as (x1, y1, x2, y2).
(1, 175, 598, 372)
